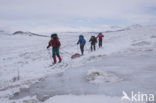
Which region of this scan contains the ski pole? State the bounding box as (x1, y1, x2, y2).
(87, 45, 90, 53)
(77, 44, 79, 53)
(47, 49, 53, 64)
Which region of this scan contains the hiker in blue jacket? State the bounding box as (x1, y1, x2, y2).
(77, 35, 86, 55)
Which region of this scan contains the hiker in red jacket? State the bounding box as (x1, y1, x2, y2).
(47, 34, 62, 64)
(97, 32, 104, 48)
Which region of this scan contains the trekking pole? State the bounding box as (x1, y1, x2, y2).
(47, 49, 53, 64)
(86, 45, 89, 53)
(87, 45, 90, 53)
(77, 44, 79, 53)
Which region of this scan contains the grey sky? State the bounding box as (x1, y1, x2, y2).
(0, 0, 156, 32)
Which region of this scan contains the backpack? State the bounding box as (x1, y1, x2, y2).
(52, 39, 60, 48)
(94, 37, 97, 43)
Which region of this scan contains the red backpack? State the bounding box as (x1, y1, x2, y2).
(52, 39, 61, 48)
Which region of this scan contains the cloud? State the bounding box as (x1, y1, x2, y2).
(0, 0, 156, 31)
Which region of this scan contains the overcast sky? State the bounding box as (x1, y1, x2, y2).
(0, 0, 156, 32)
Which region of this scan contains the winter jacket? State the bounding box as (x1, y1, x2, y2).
(77, 37, 86, 46)
(89, 36, 97, 45)
(47, 39, 61, 48)
(97, 34, 104, 41)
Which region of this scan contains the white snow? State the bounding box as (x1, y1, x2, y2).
(44, 95, 123, 103)
(0, 25, 156, 103)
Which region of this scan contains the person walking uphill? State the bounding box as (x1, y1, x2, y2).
(77, 35, 86, 55)
(89, 36, 97, 51)
(47, 34, 62, 64)
(97, 32, 104, 48)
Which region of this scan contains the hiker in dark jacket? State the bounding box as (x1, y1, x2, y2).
(47, 33, 62, 64)
(97, 32, 104, 48)
(77, 35, 86, 55)
(89, 36, 97, 51)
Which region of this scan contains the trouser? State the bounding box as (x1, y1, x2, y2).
(52, 48, 62, 63)
(80, 45, 84, 55)
(99, 40, 102, 48)
(91, 44, 96, 51)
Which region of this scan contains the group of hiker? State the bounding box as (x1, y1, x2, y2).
(47, 33, 104, 64)
(77, 32, 104, 55)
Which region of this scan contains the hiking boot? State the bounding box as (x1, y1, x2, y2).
(58, 57, 62, 63)
(53, 57, 57, 63)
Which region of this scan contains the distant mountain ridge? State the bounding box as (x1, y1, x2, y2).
(13, 31, 48, 37)
(1, 24, 155, 36)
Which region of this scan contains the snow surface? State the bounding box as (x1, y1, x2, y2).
(0, 25, 156, 103)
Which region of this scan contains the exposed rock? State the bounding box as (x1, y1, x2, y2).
(13, 31, 48, 37)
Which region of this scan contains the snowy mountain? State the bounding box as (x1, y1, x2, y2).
(110, 25, 122, 30)
(104, 24, 143, 33)
(120, 24, 143, 31)
(0, 25, 156, 103)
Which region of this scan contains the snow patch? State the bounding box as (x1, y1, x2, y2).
(44, 95, 142, 103)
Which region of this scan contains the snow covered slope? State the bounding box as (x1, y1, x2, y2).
(0, 25, 156, 103)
